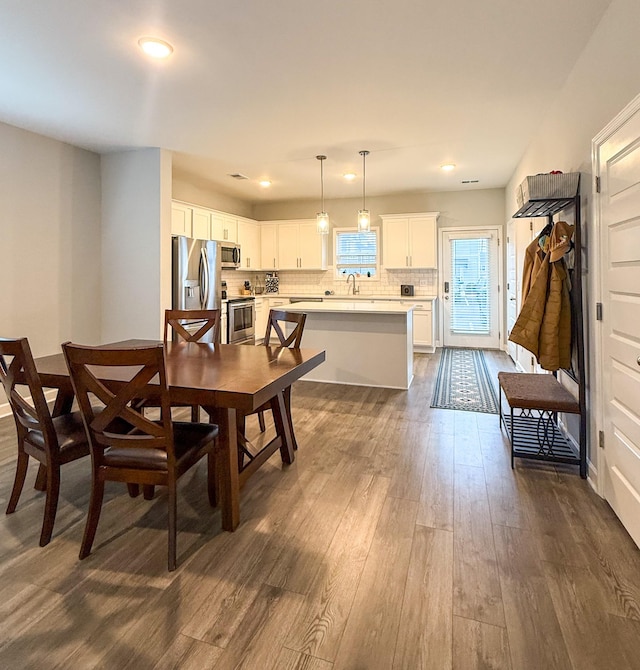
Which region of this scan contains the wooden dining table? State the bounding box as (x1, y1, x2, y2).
(33, 339, 325, 531)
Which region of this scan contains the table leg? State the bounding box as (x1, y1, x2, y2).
(271, 391, 295, 465)
(209, 407, 240, 531)
(283, 385, 298, 451)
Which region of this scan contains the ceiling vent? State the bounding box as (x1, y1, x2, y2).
(228, 173, 249, 180)
(461, 179, 479, 184)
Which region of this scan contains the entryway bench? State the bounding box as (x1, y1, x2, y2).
(497, 372, 581, 470)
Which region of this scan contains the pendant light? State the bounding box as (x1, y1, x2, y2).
(357, 150, 370, 232)
(316, 155, 330, 234)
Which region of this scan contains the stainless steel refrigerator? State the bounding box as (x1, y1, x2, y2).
(171, 236, 222, 342)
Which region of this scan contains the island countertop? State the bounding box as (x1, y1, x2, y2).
(283, 300, 414, 315)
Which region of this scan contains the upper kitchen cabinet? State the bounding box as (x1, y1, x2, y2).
(277, 220, 327, 270)
(191, 207, 212, 239)
(236, 218, 261, 270)
(382, 212, 439, 269)
(260, 222, 279, 270)
(171, 202, 193, 236)
(211, 212, 238, 243)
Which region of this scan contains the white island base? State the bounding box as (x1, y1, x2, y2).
(284, 301, 414, 389)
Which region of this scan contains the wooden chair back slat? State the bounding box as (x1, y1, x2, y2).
(0, 338, 57, 449)
(264, 310, 307, 349)
(63, 343, 176, 462)
(164, 309, 220, 344)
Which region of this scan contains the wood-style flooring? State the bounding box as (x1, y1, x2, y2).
(1, 350, 640, 669)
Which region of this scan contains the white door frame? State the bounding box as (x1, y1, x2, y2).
(592, 92, 640, 495)
(437, 225, 504, 350)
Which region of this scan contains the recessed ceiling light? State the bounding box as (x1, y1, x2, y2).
(343, 173, 357, 181)
(138, 37, 174, 59)
(259, 179, 272, 188)
(440, 163, 456, 172)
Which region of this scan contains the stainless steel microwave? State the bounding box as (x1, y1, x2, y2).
(219, 242, 241, 269)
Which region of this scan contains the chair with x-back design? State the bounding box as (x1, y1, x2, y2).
(0, 337, 90, 546)
(63, 341, 218, 571)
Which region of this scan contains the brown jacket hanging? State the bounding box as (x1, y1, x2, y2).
(508, 221, 574, 371)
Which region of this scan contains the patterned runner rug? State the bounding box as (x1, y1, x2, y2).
(430, 348, 499, 413)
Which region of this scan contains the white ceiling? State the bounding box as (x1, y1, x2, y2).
(0, 0, 613, 203)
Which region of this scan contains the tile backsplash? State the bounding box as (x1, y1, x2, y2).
(223, 268, 437, 297)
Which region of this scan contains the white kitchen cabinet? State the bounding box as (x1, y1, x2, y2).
(400, 299, 435, 352)
(211, 213, 238, 242)
(191, 207, 211, 240)
(382, 212, 439, 268)
(254, 297, 267, 342)
(267, 297, 288, 309)
(220, 310, 228, 344)
(276, 220, 327, 270)
(237, 218, 261, 270)
(260, 223, 279, 270)
(171, 202, 192, 236)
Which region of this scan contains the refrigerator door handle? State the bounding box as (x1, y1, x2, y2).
(200, 248, 209, 307)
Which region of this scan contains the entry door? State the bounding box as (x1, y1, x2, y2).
(598, 100, 640, 547)
(442, 229, 501, 349)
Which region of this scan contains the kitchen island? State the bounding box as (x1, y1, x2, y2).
(284, 301, 414, 389)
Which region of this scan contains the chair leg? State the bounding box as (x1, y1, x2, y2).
(143, 485, 155, 500)
(258, 410, 266, 432)
(80, 473, 105, 560)
(207, 449, 217, 507)
(40, 461, 61, 546)
(168, 480, 177, 571)
(191, 405, 200, 422)
(6, 451, 29, 514)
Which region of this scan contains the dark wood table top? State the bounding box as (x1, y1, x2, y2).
(34, 339, 326, 413)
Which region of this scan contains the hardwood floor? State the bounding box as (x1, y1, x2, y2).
(1, 350, 640, 669)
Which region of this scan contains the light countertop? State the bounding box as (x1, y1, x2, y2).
(255, 293, 436, 303)
(283, 301, 414, 315)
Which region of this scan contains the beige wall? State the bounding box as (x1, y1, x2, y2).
(101, 148, 172, 342)
(252, 188, 505, 230)
(0, 121, 102, 357)
(172, 171, 253, 218)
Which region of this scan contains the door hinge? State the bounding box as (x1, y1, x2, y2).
(596, 176, 601, 193)
(531, 356, 535, 367)
(599, 430, 605, 449)
(507, 236, 510, 244)
(596, 302, 603, 321)
(530, 221, 533, 231)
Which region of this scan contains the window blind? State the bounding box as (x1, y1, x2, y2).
(335, 230, 378, 276)
(450, 238, 491, 335)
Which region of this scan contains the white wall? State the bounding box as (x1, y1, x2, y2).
(101, 148, 172, 342)
(506, 0, 640, 482)
(0, 121, 102, 356)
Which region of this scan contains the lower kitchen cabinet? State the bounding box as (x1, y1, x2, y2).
(254, 297, 267, 342)
(220, 310, 228, 344)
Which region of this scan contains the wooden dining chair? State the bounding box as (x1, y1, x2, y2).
(238, 309, 307, 462)
(62, 341, 218, 571)
(0, 337, 90, 547)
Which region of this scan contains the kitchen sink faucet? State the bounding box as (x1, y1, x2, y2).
(347, 273, 360, 295)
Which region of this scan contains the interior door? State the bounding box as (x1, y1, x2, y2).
(506, 221, 518, 363)
(442, 229, 501, 349)
(599, 103, 640, 548)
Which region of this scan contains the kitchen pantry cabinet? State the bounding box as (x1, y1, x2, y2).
(276, 220, 328, 270)
(260, 223, 279, 270)
(382, 212, 439, 269)
(237, 218, 261, 270)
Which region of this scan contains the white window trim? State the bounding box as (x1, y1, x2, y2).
(333, 225, 381, 281)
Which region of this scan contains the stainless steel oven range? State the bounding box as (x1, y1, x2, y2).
(227, 297, 255, 344)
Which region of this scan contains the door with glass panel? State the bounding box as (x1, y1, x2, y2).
(442, 229, 501, 349)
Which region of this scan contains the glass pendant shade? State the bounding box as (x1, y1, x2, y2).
(357, 209, 370, 232)
(358, 150, 370, 233)
(317, 211, 330, 234)
(316, 155, 329, 234)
